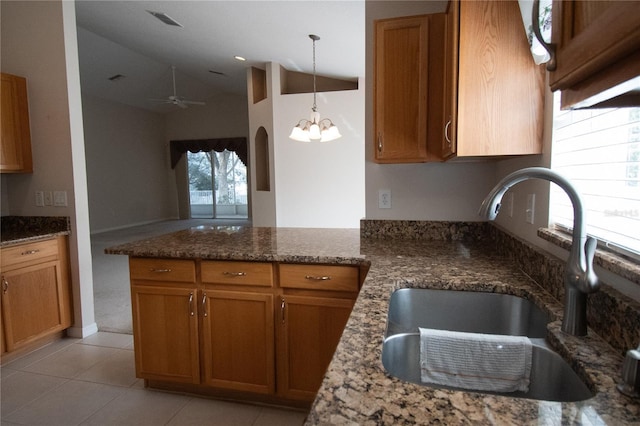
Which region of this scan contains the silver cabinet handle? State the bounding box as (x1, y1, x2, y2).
(2, 277, 8, 294)
(188, 293, 194, 316)
(202, 293, 208, 317)
(281, 298, 286, 324)
(377, 133, 383, 152)
(532, 0, 556, 71)
(304, 275, 332, 281)
(149, 268, 172, 273)
(21, 249, 39, 256)
(223, 272, 246, 277)
(444, 119, 452, 146)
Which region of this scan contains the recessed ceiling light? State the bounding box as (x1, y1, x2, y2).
(146, 10, 183, 27)
(234, 56, 246, 62)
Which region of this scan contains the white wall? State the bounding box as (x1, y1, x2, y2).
(266, 65, 365, 229)
(82, 95, 178, 233)
(247, 62, 365, 229)
(247, 66, 277, 227)
(165, 92, 249, 140)
(1, 0, 97, 337)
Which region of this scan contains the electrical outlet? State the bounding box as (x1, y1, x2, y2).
(378, 189, 391, 209)
(35, 191, 44, 207)
(526, 193, 535, 224)
(44, 191, 53, 206)
(53, 191, 68, 207)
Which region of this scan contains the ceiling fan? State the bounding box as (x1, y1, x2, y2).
(150, 66, 205, 109)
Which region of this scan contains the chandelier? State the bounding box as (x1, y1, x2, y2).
(289, 34, 341, 143)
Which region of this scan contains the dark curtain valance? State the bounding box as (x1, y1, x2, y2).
(170, 137, 248, 169)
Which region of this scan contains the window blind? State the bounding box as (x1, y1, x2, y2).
(550, 95, 640, 256)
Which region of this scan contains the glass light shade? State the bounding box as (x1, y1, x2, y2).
(289, 125, 311, 142)
(320, 125, 341, 142)
(309, 123, 321, 140)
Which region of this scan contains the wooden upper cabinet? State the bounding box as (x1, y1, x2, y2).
(1, 73, 33, 173)
(549, 1, 640, 109)
(374, 14, 444, 163)
(444, 0, 545, 159)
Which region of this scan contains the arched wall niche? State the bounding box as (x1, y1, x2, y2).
(255, 126, 270, 191)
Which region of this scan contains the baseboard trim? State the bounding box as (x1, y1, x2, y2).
(67, 322, 99, 338)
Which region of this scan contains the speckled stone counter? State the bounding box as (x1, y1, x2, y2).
(105, 224, 640, 424)
(1, 216, 70, 246)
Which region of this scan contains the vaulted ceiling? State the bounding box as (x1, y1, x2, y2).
(74, 1, 366, 113)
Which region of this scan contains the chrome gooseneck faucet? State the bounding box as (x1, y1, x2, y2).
(478, 167, 600, 336)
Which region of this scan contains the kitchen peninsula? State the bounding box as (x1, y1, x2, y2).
(105, 222, 640, 424)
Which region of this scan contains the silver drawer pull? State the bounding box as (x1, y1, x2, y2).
(21, 249, 40, 256)
(202, 293, 208, 317)
(149, 268, 172, 273)
(223, 272, 247, 277)
(305, 275, 332, 281)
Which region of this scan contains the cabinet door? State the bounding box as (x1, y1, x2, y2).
(374, 15, 430, 163)
(441, 1, 459, 159)
(453, 0, 544, 157)
(201, 290, 275, 394)
(550, 1, 640, 91)
(1, 260, 68, 351)
(131, 285, 200, 384)
(0, 73, 32, 173)
(277, 295, 354, 401)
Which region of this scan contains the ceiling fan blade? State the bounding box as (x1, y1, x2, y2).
(147, 66, 205, 108)
(181, 100, 206, 106)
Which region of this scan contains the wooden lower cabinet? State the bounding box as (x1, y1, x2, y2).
(129, 258, 360, 406)
(277, 295, 355, 401)
(0, 236, 72, 357)
(131, 285, 200, 384)
(202, 290, 275, 394)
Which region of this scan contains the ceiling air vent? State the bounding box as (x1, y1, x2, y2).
(146, 10, 183, 27)
(108, 74, 125, 82)
(209, 70, 227, 77)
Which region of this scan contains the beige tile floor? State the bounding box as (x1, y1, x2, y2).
(1, 332, 307, 426)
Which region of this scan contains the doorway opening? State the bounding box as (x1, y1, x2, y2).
(187, 150, 248, 219)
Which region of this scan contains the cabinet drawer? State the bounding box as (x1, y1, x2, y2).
(130, 258, 196, 283)
(279, 264, 359, 292)
(1, 238, 58, 269)
(201, 261, 273, 287)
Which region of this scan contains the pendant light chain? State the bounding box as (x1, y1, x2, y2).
(312, 35, 317, 113)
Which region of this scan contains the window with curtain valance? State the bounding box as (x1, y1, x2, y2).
(170, 137, 247, 169)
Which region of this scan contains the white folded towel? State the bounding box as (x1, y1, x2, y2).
(419, 327, 532, 393)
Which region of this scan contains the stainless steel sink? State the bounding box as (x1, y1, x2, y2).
(385, 288, 550, 338)
(382, 288, 594, 402)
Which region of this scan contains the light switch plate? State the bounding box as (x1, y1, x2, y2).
(506, 192, 514, 217)
(35, 191, 44, 207)
(44, 191, 53, 206)
(53, 191, 68, 207)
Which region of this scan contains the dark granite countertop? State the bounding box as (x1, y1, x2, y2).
(1, 216, 70, 247)
(105, 225, 639, 424)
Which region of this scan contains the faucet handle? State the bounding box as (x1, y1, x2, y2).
(618, 348, 640, 398)
(580, 236, 600, 293)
